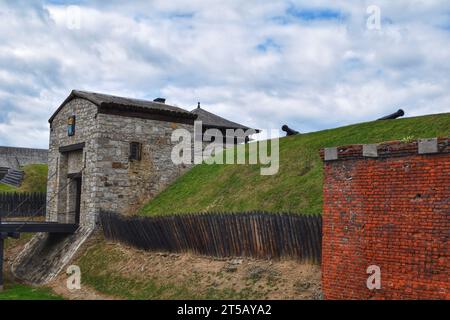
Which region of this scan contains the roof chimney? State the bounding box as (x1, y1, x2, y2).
(153, 98, 166, 103)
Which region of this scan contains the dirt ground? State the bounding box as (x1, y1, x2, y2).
(5, 234, 322, 300)
(73, 237, 322, 300)
(113, 245, 322, 299)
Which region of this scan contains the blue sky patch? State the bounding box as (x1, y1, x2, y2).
(287, 6, 347, 22)
(271, 6, 348, 25)
(168, 12, 195, 19)
(256, 38, 281, 53)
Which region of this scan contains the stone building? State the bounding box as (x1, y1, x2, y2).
(14, 89, 257, 284)
(47, 90, 257, 228)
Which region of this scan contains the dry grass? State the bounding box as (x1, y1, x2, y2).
(76, 236, 322, 300)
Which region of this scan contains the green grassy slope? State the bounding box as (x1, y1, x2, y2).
(140, 113, 450, 216)
(0, 164, 48, 193)
(0, 282, 63, 300)
(0, 183, 16, 192)
(0, 234, 63, 300)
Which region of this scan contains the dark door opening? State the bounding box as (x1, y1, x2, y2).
(74, 176, 82, 225)
(66, 172, 82, 225)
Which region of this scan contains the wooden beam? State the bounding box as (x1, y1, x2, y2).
(67, 172, 82, 179)
(0, 222, 78, 233)
(59, 142, 85, 153)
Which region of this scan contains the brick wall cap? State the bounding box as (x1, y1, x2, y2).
(320, 137, 449, 161)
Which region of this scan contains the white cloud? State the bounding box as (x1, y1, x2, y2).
(0, 0, 449, 147)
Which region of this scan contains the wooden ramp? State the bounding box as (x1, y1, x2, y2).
(0, 220, 78, 291)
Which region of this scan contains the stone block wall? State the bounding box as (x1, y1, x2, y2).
(320, 138, 449, 300)
(14, 97, 195, 284)
(0, 146, 48, 169)
(47, 97, 194, 224)
(47, 98, 99, 227)
(13, 98, 101, 284)
(94, 113, 194, 215)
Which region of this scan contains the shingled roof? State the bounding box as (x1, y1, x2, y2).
(49, 90, 196, 123)
(50, 90, 258, 132)
(190, 105, 259, 132)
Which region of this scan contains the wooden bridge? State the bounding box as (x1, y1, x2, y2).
(0, 218, 78, 291)
(0, 168, 82, 290)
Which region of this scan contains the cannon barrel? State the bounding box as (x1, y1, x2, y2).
(377, 109, 405, 120)
(281, 125, 299, 136)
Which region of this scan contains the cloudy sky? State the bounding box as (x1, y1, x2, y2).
(0, 0, 449, 148)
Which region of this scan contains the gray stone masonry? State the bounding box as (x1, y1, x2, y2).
(0, 146, 47, 169)
(13, 97, 194, 284)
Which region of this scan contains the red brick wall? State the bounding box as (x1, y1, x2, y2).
(321, 138, 449, 300)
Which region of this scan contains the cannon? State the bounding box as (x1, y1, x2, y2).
(281, 125, 300, 136)
(377, 109, 405, 120)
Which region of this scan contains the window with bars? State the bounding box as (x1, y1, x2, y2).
(129, 142, 142, 161)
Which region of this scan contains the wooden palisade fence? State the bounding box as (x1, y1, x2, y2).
(100, 211, 322, 262)
(0, 192, 46, 217)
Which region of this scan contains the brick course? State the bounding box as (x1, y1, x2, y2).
(321, 138, 449, 300)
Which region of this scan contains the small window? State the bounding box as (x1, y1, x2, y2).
(129, 142, 142, 161)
